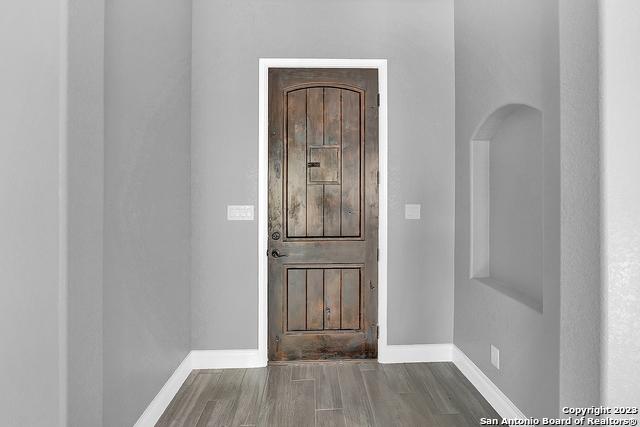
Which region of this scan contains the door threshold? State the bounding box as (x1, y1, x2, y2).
(268, 358, 378, 366)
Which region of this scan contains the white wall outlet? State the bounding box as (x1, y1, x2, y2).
(227, 205, 254, 221)
(405, 204, 421, 220)
(491, 344, 500, 370)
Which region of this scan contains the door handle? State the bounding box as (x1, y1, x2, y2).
(271, 249, 288, 258)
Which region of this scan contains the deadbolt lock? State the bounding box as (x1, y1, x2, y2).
(271, 231, 281, 240)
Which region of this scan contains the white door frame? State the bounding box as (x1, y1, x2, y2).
(258, 58, 388, 364)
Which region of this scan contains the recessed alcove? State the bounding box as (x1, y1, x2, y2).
(470, 104, 544, 312)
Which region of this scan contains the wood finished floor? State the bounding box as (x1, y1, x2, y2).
(156, 361, 501, 427)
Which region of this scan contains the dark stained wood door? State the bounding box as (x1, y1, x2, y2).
(268, 68, 379, 361)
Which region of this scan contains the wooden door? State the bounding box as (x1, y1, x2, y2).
(268, 68, 379, 361)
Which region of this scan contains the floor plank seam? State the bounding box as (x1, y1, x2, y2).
(359, 366, 379, 427)
(334, 364, 349, 427)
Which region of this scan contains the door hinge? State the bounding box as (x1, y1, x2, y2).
(369, 280, 376, 290)
(376, 325, 380, 340)
(377, 248, 380, 261)
(377, 93, 380, 107)
(376, 171, 380, 186)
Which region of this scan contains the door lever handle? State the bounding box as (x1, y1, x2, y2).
(271, 249, 288, 258)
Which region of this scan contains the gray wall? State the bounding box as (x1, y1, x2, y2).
(558, 0, 601, 410)
(191, 0, 456, 349)
(489, 107, 544, 308)
(67, 0, 105, 425)
(600, 0, 640, 408)
(454, 0, 561, 417)
(104, 1, 192, 425)
(0, 1, 63, 425)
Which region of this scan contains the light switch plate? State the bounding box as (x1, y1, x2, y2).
(227, 205, 254, 221)
(491, 345, 500, 370)
(405, 204, 421, 220)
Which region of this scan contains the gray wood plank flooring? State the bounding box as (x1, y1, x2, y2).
(156, 361, 501, 427)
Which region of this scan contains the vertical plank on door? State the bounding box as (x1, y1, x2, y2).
(323, 88, 342, 237)
(307, 185, 324, 236)
(287, 269, 307, 331)
(306, 269, 324, 330)
(307, 88, 323, 146)
(323, 186, 341, 236)
(287, 89, 307, 237)
(306, 88, 324, 236)
(323, 88, 341, 146)
(324, 269, 341, 329)
(341, 90, 361, 236)
(341, 269, 360, 329)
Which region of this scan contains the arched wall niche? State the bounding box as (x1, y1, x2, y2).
(470, 103, 544, 312)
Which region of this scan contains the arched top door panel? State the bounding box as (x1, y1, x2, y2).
(284, 82, 364, 96)
(282, 84, 365, 239)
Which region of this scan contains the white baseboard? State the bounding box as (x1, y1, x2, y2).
(133, 352, 193, 427)
(133, 349, 268, 426)
(379, 343, 526, 420)
(190, 349, 267, 370)
(135, 344, 525, 425)
(452, 345, 526, 420)
(378, 343, 454, 364)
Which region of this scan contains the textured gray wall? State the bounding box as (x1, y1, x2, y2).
(600, 0, 640, 408)
(454, 0, 561, 417)
(103, 1, 192, 426)
(67, 0, 105, 425)
(0, 1, 63, 425)
(191, 0, 455, 350)
(558, 0, 601, 411)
